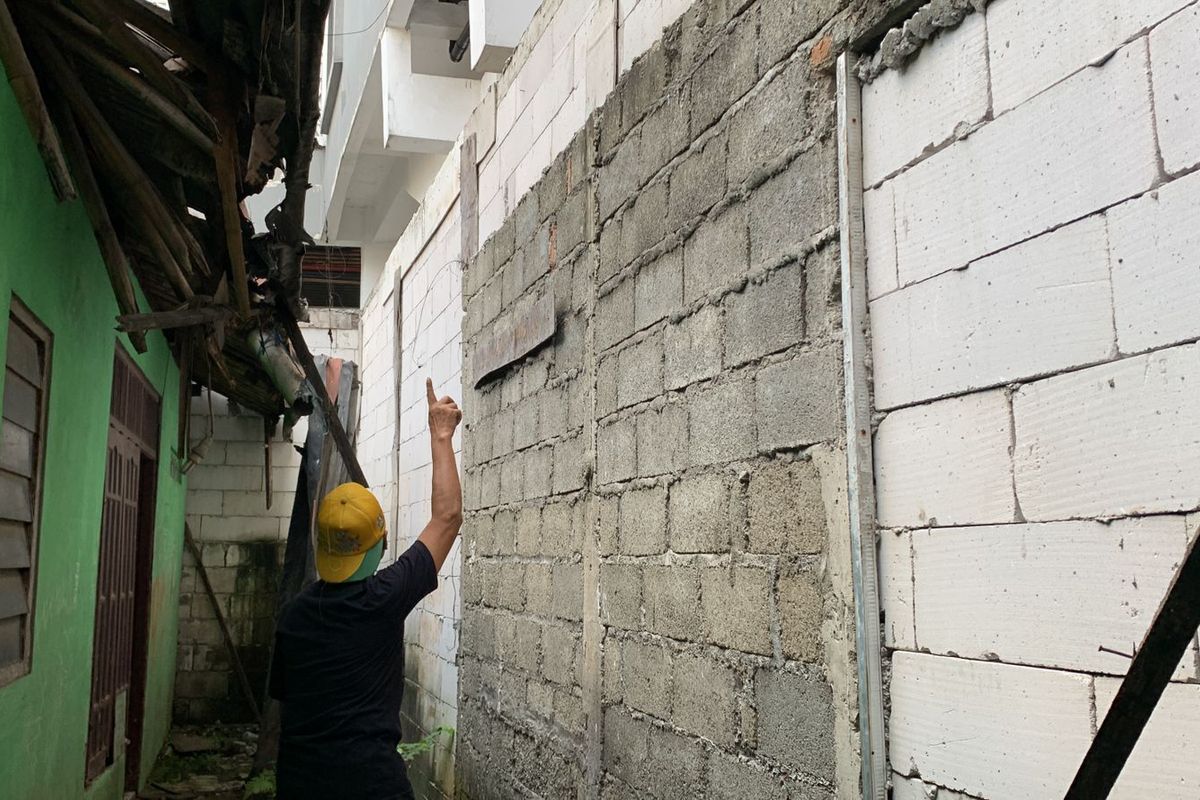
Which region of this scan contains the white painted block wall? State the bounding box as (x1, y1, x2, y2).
(863, 1, 1200, 796)
(357, 198, 464, 798)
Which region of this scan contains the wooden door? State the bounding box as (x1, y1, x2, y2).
(85, 349, 160, 785)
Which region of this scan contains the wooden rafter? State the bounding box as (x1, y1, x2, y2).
(48, 90, 148, 354)
(4, 0, 331, 419)
(0, 0, 75, 202)
(109, 0, 225, 77)
(29, 32, 196, 303)
(72, 0, 215, 134)
(33, 3, 215, 155)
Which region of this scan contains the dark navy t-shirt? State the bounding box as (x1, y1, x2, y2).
(269, 541, 438, 800)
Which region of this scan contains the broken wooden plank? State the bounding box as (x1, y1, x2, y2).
(117, 305, 233, 333)
(1064, 527, 1200, 799)
(0, 0, 76, 201)
(274, 0, 332, 318)
(472, 292, 556, 387)
(278, 306, 367, 488)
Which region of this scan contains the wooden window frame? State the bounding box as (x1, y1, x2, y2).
(0, 297, 53, 688)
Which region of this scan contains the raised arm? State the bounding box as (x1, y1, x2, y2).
(417, 378, 463, 572)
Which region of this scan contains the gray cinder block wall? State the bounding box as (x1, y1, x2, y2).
(455, 0, 904, 796)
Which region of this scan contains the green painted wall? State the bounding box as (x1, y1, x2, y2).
(0, 72, 187, 798)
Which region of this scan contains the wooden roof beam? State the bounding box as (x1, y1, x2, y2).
(210, 74, 253, 319)
(28, 30, 195, 302)
(0, 0, 76, 201)
(70, 0, 218, 140)
(47, 91, 148, 353)
(108, 0, 225, 78)
(32, 3, 215, 155)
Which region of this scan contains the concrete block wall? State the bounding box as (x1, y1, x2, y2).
(176, 309, 361, 723)
(454, 0, 899, 795)
(863, 2, 1200, 798)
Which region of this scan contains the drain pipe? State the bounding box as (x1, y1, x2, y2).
(836, 53, 888, 800)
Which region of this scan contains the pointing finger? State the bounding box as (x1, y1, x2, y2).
(426, 378, 437, 406)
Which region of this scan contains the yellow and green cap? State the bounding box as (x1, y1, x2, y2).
(315, 483, 387, 583)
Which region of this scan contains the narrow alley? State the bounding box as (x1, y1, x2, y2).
(0, 0, 1197, 799)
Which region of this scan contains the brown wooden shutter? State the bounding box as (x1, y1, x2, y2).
(0, 301, 51, 687)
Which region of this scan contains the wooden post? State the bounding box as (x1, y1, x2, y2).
(278, 306, 368, 488)
(0, 0, 76, 201)
(1064, 528, 1200, 799)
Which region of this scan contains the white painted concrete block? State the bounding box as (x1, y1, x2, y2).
(892, 42, 1158, 286)
(551, 0, 589, 56)
(1095, 680, 1200, 798)
(874, 390, 1015, 528)
(620, 0, 663, 75)
(878, 530, 916, 650)
(889, 652, 1094, 800)
(1109, 171, 1200, 353)
(871, 216, 1115, 410)
(479, 189, 506, 245)
(1013, 344, 1200, 519)
(528, 46, 575, 138)
(585, 0, 618, 114)
(862, 13, 989, 186)
(552, 88, 587, 153)
(911, 517, 1195, 677)
(1151, 4, 1200, 172)
(863, 184, 897, 300)
(987, 0, 1190, 114)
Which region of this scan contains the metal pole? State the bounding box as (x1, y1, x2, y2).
(836, 52, 888, 800)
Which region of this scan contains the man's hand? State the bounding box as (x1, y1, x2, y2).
(426, 378, 462, 441)
(420, 378, 463, 572)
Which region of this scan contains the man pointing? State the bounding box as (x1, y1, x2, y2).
(270, 379, 463, 800)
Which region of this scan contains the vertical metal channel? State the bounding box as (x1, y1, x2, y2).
(836, 53, 887, 800)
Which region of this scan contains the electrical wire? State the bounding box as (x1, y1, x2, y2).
(328, 1, 390, 37)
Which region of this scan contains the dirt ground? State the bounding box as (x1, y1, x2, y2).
(137, 725, 269, 800)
